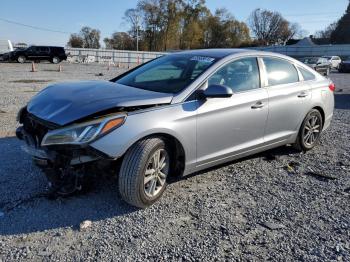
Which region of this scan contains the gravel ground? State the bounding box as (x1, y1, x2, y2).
(0, 62, 349, 261)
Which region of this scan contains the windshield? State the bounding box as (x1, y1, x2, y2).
(115, 54, 217, 93)
(302, 57, 318, 64)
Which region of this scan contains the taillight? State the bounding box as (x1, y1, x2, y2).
(329, 82, 335, 92)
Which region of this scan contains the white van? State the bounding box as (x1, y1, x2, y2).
(0, 40, 14, 56)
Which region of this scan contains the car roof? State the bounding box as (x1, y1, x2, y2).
(171, 48, 272, 59)
(30, 45, 64, 48)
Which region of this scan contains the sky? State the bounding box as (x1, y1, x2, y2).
(0, 0, 349, 46)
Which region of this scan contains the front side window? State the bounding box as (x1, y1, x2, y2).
(116, 54, 217, 93)
(263, 57, 299, 86)
(208, 57, 260, 92)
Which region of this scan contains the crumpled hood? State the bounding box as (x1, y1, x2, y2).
(27, 80, 173, 126)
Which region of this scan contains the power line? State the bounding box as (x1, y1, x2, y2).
(0, 17, 72, 35)
(284, 12, 341, 17)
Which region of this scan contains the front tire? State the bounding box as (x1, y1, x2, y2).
(293, 109, 323, 151)
(119, 137, 170, 208)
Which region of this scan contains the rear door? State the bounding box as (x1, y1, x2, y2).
(38, 47, 50, 60)
(262, 57, 311, 143)
(196, 57, 268, 168)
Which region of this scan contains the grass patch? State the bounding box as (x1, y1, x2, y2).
(10, 79, 51, 83)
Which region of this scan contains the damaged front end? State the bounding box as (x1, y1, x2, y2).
(16, 107, 125, 196)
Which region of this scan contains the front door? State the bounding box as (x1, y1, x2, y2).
(196, 57, 268, 168)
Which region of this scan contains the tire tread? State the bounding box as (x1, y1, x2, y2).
(119, 137, 164, 208)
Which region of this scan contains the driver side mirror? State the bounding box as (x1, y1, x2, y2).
(199, 84, 233, 99)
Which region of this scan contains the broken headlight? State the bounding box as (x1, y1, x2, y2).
(41, 115, 126, 146)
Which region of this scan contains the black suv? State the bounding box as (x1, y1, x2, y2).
(3, 46, 67, 64)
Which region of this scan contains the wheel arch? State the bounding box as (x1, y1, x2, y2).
(118, 131, 187, 178)
(141, 133, 186, 177)
(312, 106, 325, 128)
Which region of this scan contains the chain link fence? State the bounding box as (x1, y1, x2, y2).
(250, 44, 350, 59)
(64, 48, 167, 67)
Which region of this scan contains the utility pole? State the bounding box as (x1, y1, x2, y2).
(136, 15, 140, 51)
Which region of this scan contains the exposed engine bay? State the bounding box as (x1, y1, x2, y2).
(16, 104, 162, 197)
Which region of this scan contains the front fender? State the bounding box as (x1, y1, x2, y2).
(89, 102, 198, 169)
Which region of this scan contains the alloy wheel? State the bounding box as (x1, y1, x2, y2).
(303, 115, 321, 146)
(18, 56, 25, 63)
(144, 149, 169, 198)
(52, 57, 59, 64)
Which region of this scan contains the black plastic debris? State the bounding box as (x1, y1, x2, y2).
(263, 153, 277, 162)
(305, 171, 337, 181)
(260, 222, 286, 230)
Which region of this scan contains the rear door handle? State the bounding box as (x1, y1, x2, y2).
(251, 101, 265, 109)
(297, 92, 308, 98)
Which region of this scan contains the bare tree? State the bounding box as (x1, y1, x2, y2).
(124, 8, 142, 50)
(315, 22, 337, 39)
(249, 8, 300, 45)
(80, 27, 101, 49)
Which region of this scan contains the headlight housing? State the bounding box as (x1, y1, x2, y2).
(41, 115, 126, 146)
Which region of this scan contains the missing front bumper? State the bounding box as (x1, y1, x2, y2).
(17, 126, 102, 167)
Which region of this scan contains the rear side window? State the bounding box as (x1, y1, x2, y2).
(52, 47, 65, 54)
(263, 57, 299, 86)
(298, 67, 316, 81)
(39, 47, 49, 52)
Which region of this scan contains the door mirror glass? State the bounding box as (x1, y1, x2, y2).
(201, 84, 233, 98)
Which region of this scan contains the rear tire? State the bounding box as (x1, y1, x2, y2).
(51, 56, 60, 64)
(118, 137, 170, 208)
(17, 56, 26, 63)
(325, 68, 330, 76)
(293, 109, 323, 151)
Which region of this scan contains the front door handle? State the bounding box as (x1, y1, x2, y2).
(297, 92, 308, 98)
(251, 101, 265, 109)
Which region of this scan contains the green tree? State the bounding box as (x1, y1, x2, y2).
(180, 0, 209, 49)
(331, 1, 350, 44)
(67, 27, 101, 49)
(104, 32, 134, 50)
(204, 8, 250, 48)
(67, 33, 84, 48)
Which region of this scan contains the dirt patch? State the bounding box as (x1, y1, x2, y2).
(10, 79, 51, 83)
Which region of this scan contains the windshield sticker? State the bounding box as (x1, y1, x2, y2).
(190, 56, 215, 63)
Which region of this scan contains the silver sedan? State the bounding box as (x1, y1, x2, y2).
(17, 49, 335, 208)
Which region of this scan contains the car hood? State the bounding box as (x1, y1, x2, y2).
(27, 80, 173, 126)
